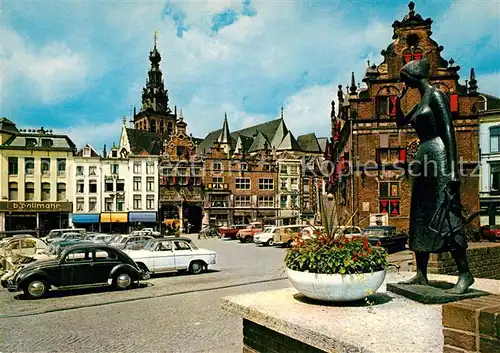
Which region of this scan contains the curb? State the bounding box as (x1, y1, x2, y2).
(0, 277, 288, 319)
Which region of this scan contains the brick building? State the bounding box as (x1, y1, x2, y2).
(198, 112, 326, 226)
(327, 1, 480, 230)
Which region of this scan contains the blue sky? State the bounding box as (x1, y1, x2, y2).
(2, 0, 499, 150)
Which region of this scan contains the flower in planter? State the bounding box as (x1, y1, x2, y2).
(285, 231, 388, 275)
(285, 195, 388, 275)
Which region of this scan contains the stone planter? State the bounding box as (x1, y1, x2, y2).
(286, 267, 386, 302)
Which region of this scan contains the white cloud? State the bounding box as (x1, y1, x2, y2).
(1, 26, 91, 106)
(56, 118, 123, 150)
(477, 72, 500, 98)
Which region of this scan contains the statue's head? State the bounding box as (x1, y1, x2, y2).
(400, 58, 430, 88)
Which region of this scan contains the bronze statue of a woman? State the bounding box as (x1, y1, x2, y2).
(396, 58, 474, 295)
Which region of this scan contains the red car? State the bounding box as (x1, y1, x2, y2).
(481, 225, 500, 242)
(219, 224, 248, 239)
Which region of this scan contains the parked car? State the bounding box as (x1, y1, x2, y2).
(236, 222, 264, 243)
(254, 225, 304, 247)
(42, 228, 86, 243)
(124, 237, 216, 275)
(480, 225, 500, 242)
(5, 244, 148, 299)
(338, 226, 363, 238)
(253, 226, 277, 246)
(298, 226, 325, 240)
(47, 232, 87, 244)
(362, 226, 408, 254)
(107, 234, 154, 250)
(91, 234, 114, 244)
(219, 224, 248, 239)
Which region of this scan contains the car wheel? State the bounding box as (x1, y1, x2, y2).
(286, 240, 293, 248)
(245, 236, 252, 243)
(23, 279, 48, 299)
(189, 261, 205, 275)
(114, 272, 133, 290)
(266, 239, 274, 246)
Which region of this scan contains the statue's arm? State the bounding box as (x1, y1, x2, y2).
(396, 88, 418, 127)
(433, 90, 459, 183)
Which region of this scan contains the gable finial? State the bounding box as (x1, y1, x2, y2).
(280, 105, 284, 119)
(349, 72, 357, 95)
(468, 67, 478, 95)
(408, 1, 415, 16)
(153, 30, 158, 48)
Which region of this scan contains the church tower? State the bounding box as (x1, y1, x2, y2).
(133, 32, 177, 137)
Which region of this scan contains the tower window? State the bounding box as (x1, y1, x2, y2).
(167, 122, 174, 135)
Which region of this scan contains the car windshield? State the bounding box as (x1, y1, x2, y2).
(143, 240, 157, 251)
(47, 231, 63, 239)
(120, 237, 129, 243)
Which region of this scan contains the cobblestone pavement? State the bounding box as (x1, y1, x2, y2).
(0, 236, 412, 352)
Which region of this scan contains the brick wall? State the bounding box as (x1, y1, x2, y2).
(442, 295, 500, 353)
(412, 243, 500, 279)
(242, 319, 326, 353)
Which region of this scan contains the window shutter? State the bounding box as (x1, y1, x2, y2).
(413, 53, 423, 60)
(340, 156, 345, 170)
(389, 96, 397, 117)
(403, 53, 412, 63)
(375, 149, 381, 164)
(390, 200, 400, 216)
(399, 149, 406, 164)
(379, 200, 389, 214)
(450, 94, 459, 113)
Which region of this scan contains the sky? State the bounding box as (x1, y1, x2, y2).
(2, 0, 499, 150)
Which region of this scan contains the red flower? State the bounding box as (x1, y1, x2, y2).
(367, 248, 372, 254)
(363, 237, 369, 250)
(353, 256, 358, 262)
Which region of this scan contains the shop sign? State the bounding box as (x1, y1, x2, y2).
(160, 187, 203, 202)
(0, 201, 73, 213)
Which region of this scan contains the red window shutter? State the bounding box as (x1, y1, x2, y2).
(450, 94, 459, 113)
(413, 53, 423, 60)
(389, 96, 397, 117)
(390, 200, 400, 216)
(336, 162, 341, 175)
(375, 149, 381, 164)
(399, 149, 406, 163)
(340, 156, 345, 170)
(403, 53, 412, 63)
(379, 200, 389, 214)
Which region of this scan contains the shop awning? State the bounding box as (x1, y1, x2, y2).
(100, 213, 128, 223)
(72, 214, 100, 223)
(129, 212, 157, 223)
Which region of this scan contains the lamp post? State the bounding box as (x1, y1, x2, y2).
(109, 193, 115, 233)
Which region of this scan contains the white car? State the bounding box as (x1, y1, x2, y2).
(253, 227, 275, 246)
(124, 237, 216, 275)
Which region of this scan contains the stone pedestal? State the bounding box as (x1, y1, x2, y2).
(222, 272, 500, 353)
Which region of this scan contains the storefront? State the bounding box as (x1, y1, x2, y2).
(100, 212, 128, 234)
(128, 212, 157, 231)
(72, 214, 100, 232)
(0, 201, 72, 236)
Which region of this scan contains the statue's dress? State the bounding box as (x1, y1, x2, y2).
(409, 91, 467, 253)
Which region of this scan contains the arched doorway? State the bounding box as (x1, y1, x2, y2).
(184, 204, 203, 233)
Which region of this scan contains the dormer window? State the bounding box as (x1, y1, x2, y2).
(25, 138, 37, 147)
(240, 163, 248, 171)
(83, 147, 91, 157)
(111, 150, 117, 158)
(478, 95, 487, 112)
(41, 139, 53, 148)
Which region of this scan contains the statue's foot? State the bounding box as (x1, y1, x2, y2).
(398, 273, 428, 285)
(446, 272, 474, 295)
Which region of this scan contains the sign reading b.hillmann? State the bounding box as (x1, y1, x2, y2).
(0, 201, 73, 213)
